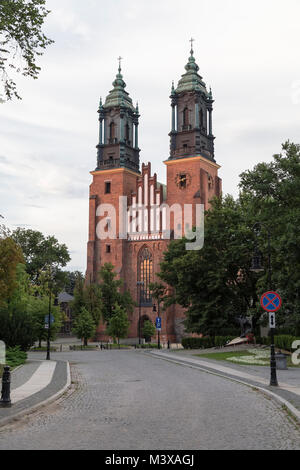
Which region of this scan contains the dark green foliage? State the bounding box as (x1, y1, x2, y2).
(158, 142, 300, 336)
(182, 337, 215, 349)
(106, 304, 130, 346)
(98, 263, 134, 323)
(6, 346, 27, 368)
(11, 228, 71, 283)
(158, 196, 258, 335)
(142, 320, 156, 342)
(72, 307, 96, 347)
(0, 0, 54, 100)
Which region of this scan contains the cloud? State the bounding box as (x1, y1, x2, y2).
(0, 0, 299, 271)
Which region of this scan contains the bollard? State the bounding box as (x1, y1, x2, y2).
(168, 340, 170, 350)
(0, 366, 12, 408)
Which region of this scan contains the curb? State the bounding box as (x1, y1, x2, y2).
(0, 361, 71, 429)
(147, 351, 300, 424)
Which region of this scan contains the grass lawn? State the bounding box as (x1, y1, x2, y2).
(195, 349, 300, 367)
(0, 347, 27, 377)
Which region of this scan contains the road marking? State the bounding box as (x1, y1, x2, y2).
(11, 361, 57, 403)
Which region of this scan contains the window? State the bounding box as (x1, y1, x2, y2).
(183, 108, 189, 127)
(138, 247, 153, 306)
(109, 122, 115, 142)
(105, 182, 111, 194)
(106, 245, 111, 254)
(125, 123, 130, 143)
(180, 174, 187, 189)
(200, 109, 204, 128)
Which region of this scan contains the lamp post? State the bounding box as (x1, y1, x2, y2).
(251, 222, 278, 387)
(153, 303, 161, 350)
(137, 281, 144, 345)
(46, 267, 53, 361)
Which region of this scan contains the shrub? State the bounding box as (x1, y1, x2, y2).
(182, 337, 214, 349)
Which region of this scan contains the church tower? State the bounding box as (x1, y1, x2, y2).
(169, 40, 215, 162)
(96, 58, 140, 172)
(166, 42, 222, 224)
(87, 60, 141, 284)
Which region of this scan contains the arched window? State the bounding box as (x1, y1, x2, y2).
(183, 108, 189, 128)
(200, 109, 204, 129)
(138, 247, 153, 306)
(125, 123, 130, 143)
(109, 122, 115, 142)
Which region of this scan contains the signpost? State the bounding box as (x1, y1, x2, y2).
(261, 291, 282, 386)
(156, 317, 162, 331)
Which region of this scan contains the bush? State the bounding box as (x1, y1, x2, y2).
(255, 335, 300, 351)
(6, 346, 27, 369)
(275, 335, 300, 352)
(182, 337, 214, 349)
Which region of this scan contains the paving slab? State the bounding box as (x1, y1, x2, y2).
(0, 360, 70, 428)
(148, 350, 300, 421)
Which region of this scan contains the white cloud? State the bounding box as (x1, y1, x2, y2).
(1, 0, 299, 272)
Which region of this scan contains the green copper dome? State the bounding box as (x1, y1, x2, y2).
(176, 48, 209, 96)
(104, 64, 135, 112)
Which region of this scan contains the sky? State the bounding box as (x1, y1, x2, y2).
(0, 0, 299, 273)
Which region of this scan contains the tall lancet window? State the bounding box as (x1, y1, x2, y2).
(138, 247, 153, 306)
(109, 122, 115, 143)
(200, 109, 204, 130)
(125, 123, 130, 144)
(183, 107, 189, 129)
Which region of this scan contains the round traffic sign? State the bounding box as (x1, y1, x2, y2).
(260, 291, 282, 312)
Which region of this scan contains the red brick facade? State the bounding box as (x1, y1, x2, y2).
(86, 49, 222, 343)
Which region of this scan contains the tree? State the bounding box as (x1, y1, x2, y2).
(158, 142, 300, 337)
(98, 263, 135, 323)
(142, 320, 156, 343)
(71, 272, 87, 319)
(0, 236, 24, 305)
(0, 264, 36, 350)
(11, 228, 71, 282)
(158, 195, 258, 336)
(0, 0, 54, 101)
(106, 304, 130, 347)
(28, 294, 61, 348)
(239, 142, 300, 333)
(72, 307, 96, 347)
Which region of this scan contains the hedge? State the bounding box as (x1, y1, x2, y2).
(182, 336, 236, 349)
(256, 335, 300, 352)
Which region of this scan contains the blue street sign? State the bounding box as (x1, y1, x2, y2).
(156, 317, 162, 330)
(45, 315, 55, 325)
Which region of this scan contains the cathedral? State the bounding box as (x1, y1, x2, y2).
(86, 44, 222, 343)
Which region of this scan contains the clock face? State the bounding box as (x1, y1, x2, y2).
(175, 173, 191, 189)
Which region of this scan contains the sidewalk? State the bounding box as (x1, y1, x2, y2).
(0, 359, 70, 428)
(148, 349, 300, 421)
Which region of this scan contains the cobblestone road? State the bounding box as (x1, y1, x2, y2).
(0, 350, 299, 450)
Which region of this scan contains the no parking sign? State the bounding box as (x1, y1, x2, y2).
(261, 291, 282, 329)
(260, 291, 282, 312)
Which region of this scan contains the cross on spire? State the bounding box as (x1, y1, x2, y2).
(118, 56, 123, 73)
(189, 37, 195, 54)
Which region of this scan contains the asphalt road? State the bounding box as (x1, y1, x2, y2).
(0, 350, 299, 450)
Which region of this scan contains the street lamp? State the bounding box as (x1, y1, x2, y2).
(251, 222, 278, 387)
(153, 303, 161, 350)
(137, 281, 144, 345)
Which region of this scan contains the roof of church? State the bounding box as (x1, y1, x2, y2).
(58, 291, 74, 304)
(103, 62, 137, 112)
(176, 47, 210, 97)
